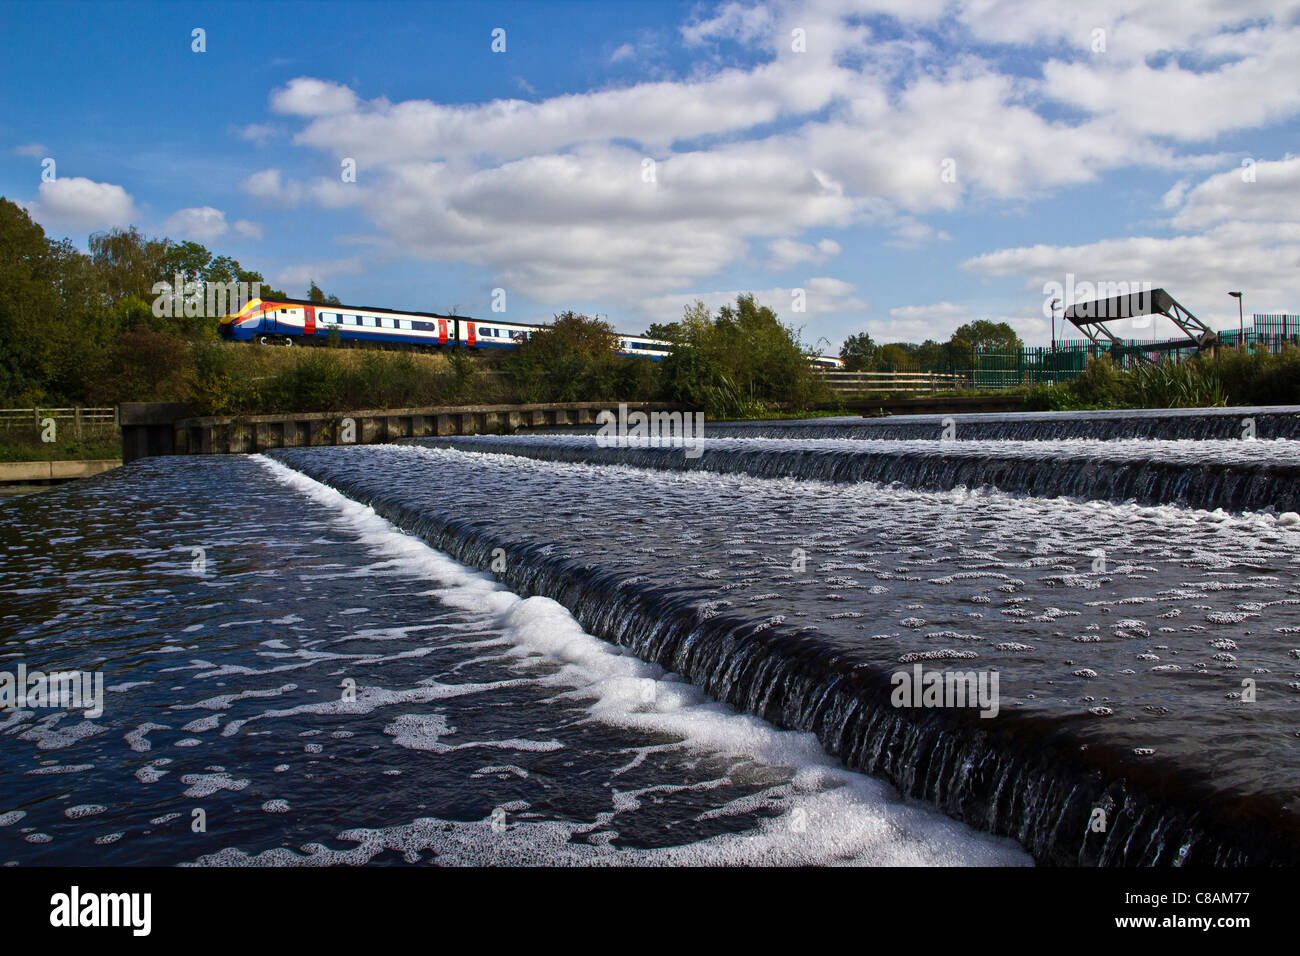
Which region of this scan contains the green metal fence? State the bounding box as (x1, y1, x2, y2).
(923, 315, 1300, 392)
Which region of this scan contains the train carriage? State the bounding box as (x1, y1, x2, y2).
(219, 297, 835, 367)
(218, 297, 549, 352)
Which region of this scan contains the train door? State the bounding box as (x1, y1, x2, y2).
(304, 306, 316, 336)
(467, 321, 476, 347)
(438, 319, 448, 346)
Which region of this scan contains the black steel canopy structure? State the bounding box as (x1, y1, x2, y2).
(1064, 288, 1216, 354)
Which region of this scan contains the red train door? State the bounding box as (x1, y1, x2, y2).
(304, 306, 316, 335)
(438, 319, 447, 345)
(467, 321, 476, 347)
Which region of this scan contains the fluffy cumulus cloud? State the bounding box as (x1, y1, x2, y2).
(274, 256, 364, 291)
(233, 219, 264, 241)
(23, 177, 137, 234)
(239, 0, 1300, 335)
(767, 237, 841, 269)
(961, 217, 1300, 335)
(163, 206, 228, 243)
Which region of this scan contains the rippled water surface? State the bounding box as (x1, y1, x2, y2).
(0, 455, 1025, 866)
(272, 440, 1300, 862)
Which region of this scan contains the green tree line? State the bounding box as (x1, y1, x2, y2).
(0, 198, 827, 419)
(0, 197, 283, 405)
(838, 320, 1022, 372)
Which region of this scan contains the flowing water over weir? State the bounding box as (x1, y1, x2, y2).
(416, 435, 1300, 515)
(539, 407, 1300, 442)
(267, 435, 1300, 867)
(0, 456, 1026, 866)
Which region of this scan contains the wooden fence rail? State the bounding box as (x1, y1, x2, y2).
(0, 407, 118, 437)
(819, 372, 969, 394)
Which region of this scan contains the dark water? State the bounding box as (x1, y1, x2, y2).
(539, 407, 1300, 441)
(271, 440, 1300, 865)
(0, 456, 1023, 866)
(7, 409, 1300, 867)
(723, 407, 1300, 441)
(417, 434, 1300, 515)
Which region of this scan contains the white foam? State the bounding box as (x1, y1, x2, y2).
(254, 454, 1029, 867)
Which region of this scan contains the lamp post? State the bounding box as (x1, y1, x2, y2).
(1229, 291, 1243, 347)
(1050, 298, 1059, 382)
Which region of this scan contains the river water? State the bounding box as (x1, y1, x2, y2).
(3, 411, 1300, 866)
(0, 453, 1025, 866)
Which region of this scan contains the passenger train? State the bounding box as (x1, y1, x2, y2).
(218, 297, 674, 359)
(217, 295, 842, 367)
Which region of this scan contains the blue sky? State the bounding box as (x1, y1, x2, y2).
(3, 0, 1298, 350)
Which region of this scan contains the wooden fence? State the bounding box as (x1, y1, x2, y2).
(819, 371, 969, 394)
(0, 407, 118, 438)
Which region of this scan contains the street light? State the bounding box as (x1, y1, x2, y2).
(1229, 291, 1243, 346)
(1050, 298, 1059, 382)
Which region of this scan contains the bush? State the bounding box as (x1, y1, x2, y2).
(657, 344, 743, 419)
(506, 312, 648, 404)
(1071, 353, 1123, 407)
(92, 327, 191, 404)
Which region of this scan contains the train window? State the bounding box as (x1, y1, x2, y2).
(399, 320, 412, 330)
(362, 316, 375, 327)
(381, 317, 394, 328)
(343, 315, 356, 325)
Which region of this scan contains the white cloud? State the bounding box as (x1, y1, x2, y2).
(242, 167, 360, 208)
(767, 237, 841, 269)
(163, 206, 228, 242)
(889, 302, 967, 322)
(242, 168, 301, 203)
(961, 223, 1300, 333)
(270, 77, 360, 117)
(1169, 156, 1300, 230)
(238, 123, 277, 146)
(233, 219, 264, 241)
(681, 2, 777, 46)
(274, 257, 364, 291)
(233, 1, 1300, 326)
(23, 177, 137, 234)
(13, 143, 47, 158)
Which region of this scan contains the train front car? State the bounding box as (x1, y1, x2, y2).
(217, 298, 315, 346)
(217, 298, 269, 342)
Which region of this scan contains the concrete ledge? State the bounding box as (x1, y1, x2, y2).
(0, 459, 121, 483)
(116, 401, 686, 462)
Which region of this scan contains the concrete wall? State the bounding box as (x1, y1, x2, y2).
(120, 402, 680, 463)
(0, 459, 121, 483)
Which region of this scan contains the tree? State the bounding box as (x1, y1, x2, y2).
(506, 311, 625, 403)
(645, 321, 684, 342)
(952, 319, 1021, 352)
(307, 280, 342, 305)
(839, 331, 876, 371)
(877, 343, 916, 370)
(668, 294, 827, 409)
(0, 199, 59, 400)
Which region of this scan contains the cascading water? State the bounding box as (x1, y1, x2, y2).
(413, 434, 1300, 515)
(269, 440, 1300, 867)
(537, 406, 1300, 442)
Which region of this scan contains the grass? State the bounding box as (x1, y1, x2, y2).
(0, 427, 121, 462)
